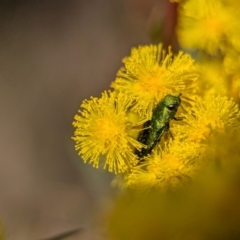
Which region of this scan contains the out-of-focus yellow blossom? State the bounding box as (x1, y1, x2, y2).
(227, 3, 240, 52)
(72, 91, 146, 174)
(109, 142, 240, 240)
(125, 139, 204, 191)
(224, 51, 240, 100)
(228, 75, 240, 101)
(111, 43, 198, 117)
(173, 95, 240, 143)
(195, 53, 240, 101)
(202, 129, 240, 170)
(197, 60, 227, 97)
(224, 51, 240, 75)
(177, 0, 237, 55)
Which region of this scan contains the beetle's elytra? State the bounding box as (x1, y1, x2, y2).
(136, 94, 182, 158)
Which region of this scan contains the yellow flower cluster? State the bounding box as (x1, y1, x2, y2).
(177, 0, 239, 55)
(177, 0, 240, 102)
(125, 95, 240, 190)
(173, 95, 240, 142)
(106, 1, 240, 239)
(72, 8, 240, 190)
(125, 140, 204, 191)
(73, 43, 202, 179)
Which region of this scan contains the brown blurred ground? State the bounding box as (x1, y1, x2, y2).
(0, 0, 172, 239)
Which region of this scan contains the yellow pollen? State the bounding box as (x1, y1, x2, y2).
(97, 118, 120, 140)
(165, 156, 181, 170)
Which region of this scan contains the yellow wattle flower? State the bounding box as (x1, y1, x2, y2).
(173, 95, 240, 143)
(125, 139, 203, 191)
(72, 91, 145, 174)
(197, 60, 227, 97)
(111, 43, 198, 117)
(177, 0, 236, 54)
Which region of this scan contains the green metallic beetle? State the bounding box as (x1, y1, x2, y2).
(136, 94, 182, 159)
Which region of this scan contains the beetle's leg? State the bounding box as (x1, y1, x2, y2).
(168, 130, 174, 140)
(173, 116, 185, 121)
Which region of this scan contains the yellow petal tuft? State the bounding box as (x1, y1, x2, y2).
(111, 44, 198, 117)
(72, 91, 144, 174)
(177, 0, 238, 54)
(173, 95, 240, 143)
(125, 139, 204, 191)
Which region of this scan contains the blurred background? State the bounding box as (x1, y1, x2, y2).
(0, 0, 176, 239)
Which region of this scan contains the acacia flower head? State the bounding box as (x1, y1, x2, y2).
(111, 43, 198, 117)
(197, 60, 227, 97)
(177, 0, 237, 54)
(72, 91, 145, 174)
(173, 95, 240, 143)
(125, 139, 203, 191)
